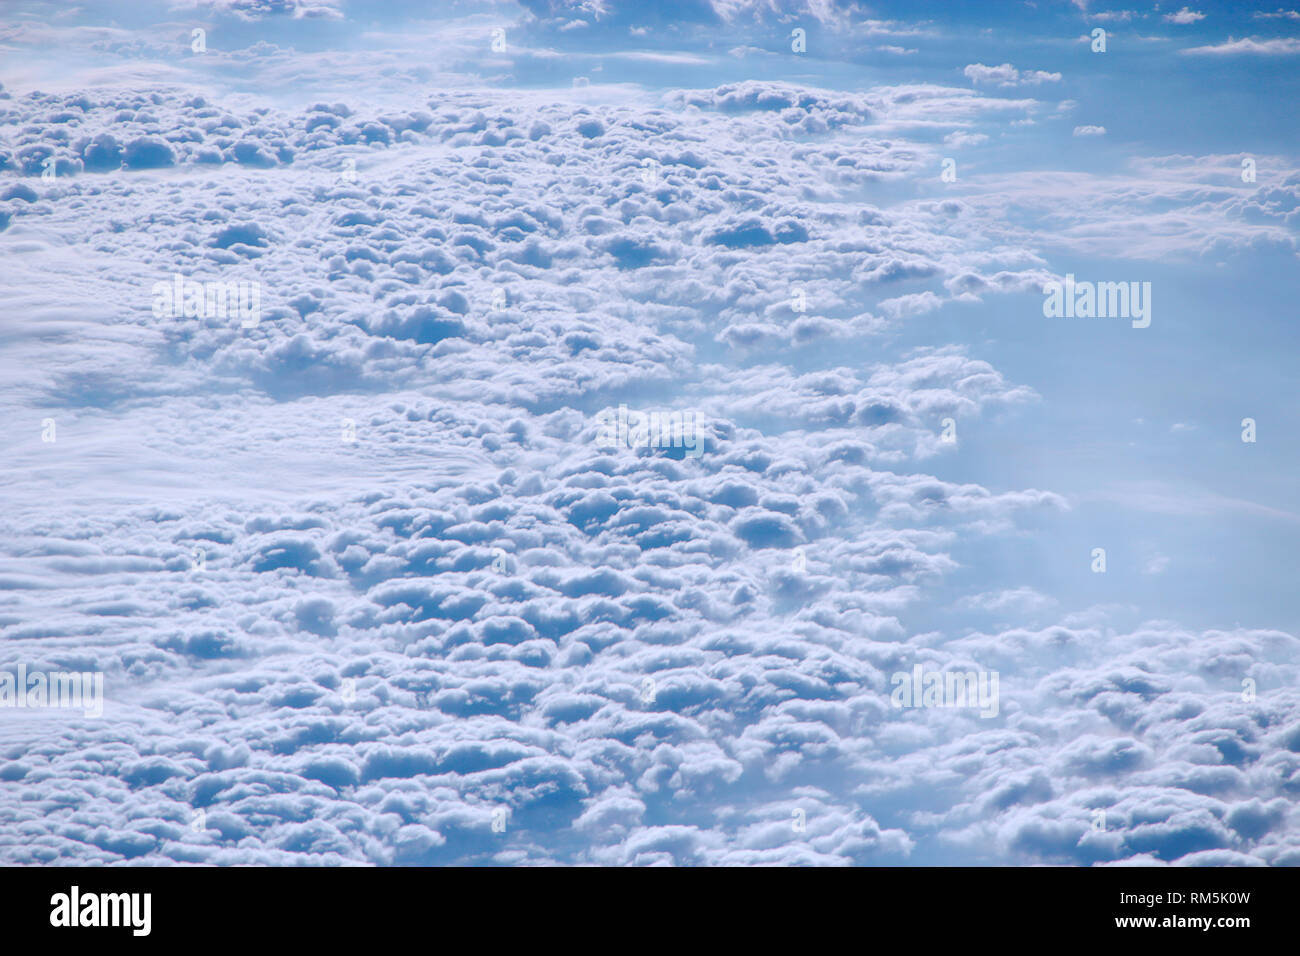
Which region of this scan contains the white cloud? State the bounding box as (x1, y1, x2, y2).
(1182, 36, 1300, 55)
(963, 62, 1062, 87)
(943, 130, 989, 148)
(0, 3, 1296, 867)
(1073, 124, 1107, 136)
(1143, 554, 1171, 574)
(1163, 7, 1206, 24)
(957, 587, 1059, 615)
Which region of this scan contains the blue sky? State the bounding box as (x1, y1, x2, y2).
(0, 0, 1297, 866)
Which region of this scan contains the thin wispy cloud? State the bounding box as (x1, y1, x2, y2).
(1182, 36, 1300, 54)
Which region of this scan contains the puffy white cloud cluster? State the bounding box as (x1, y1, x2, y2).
(963, 63, 1062, 88)
(1, 73, 1297, 865)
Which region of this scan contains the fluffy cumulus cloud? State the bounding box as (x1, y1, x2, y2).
(963, 63, 1062, 88)
(0, 0, 1297, 867)
(1164, 7, 1207, 25)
